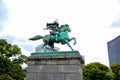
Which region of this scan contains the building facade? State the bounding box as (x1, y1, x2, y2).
(107, 35, 120, 66)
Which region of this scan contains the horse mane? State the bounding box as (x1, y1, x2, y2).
(60, 24, 69, 32)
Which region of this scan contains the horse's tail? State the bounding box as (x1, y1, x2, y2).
(29, 35, 43, 41)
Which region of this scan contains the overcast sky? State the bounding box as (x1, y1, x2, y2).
(0, 0, 120, 66)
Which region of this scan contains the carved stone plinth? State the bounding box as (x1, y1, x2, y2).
(26, 51, 84, 80)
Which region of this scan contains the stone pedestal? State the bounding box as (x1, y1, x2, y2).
(26, 51, 84, 80)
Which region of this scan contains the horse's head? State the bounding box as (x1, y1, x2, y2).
(60, 24, 71, 32)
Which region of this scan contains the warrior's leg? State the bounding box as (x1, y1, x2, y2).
(55, 32, 59, 41)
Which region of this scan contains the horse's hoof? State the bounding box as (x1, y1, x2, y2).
(73, 43, 76, 45)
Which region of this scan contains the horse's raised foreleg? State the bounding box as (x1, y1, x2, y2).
(64, 39, 74, 51)
(69, 37, 77, 45)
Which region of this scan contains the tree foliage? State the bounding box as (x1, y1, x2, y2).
(111, 63, 120, 80)
(0, 39, 20, 57)
(0, 39, 28, 64)
(0, 74, 13, 80)
(11, 64, 25, 80)
(0, 56, 25, 80)
(83, 62, 116, 80)
(0, 57, 13, 75)
(0, 39, 27, 80)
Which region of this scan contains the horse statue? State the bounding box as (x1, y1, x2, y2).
(29, 24, 77, 52)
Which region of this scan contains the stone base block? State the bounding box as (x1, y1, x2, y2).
(26, 51, 84, 80)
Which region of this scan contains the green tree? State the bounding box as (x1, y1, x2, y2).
(11, 64, 25, 80)
(0, 39, 27, 80)
(111, 63, 120, 80)
(0, 39, 28, 64)
(0, 56, 25, 80)
(0, 39, 20, 57)
(0, 56, 13, 78)
(83, 62, 116, 80)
